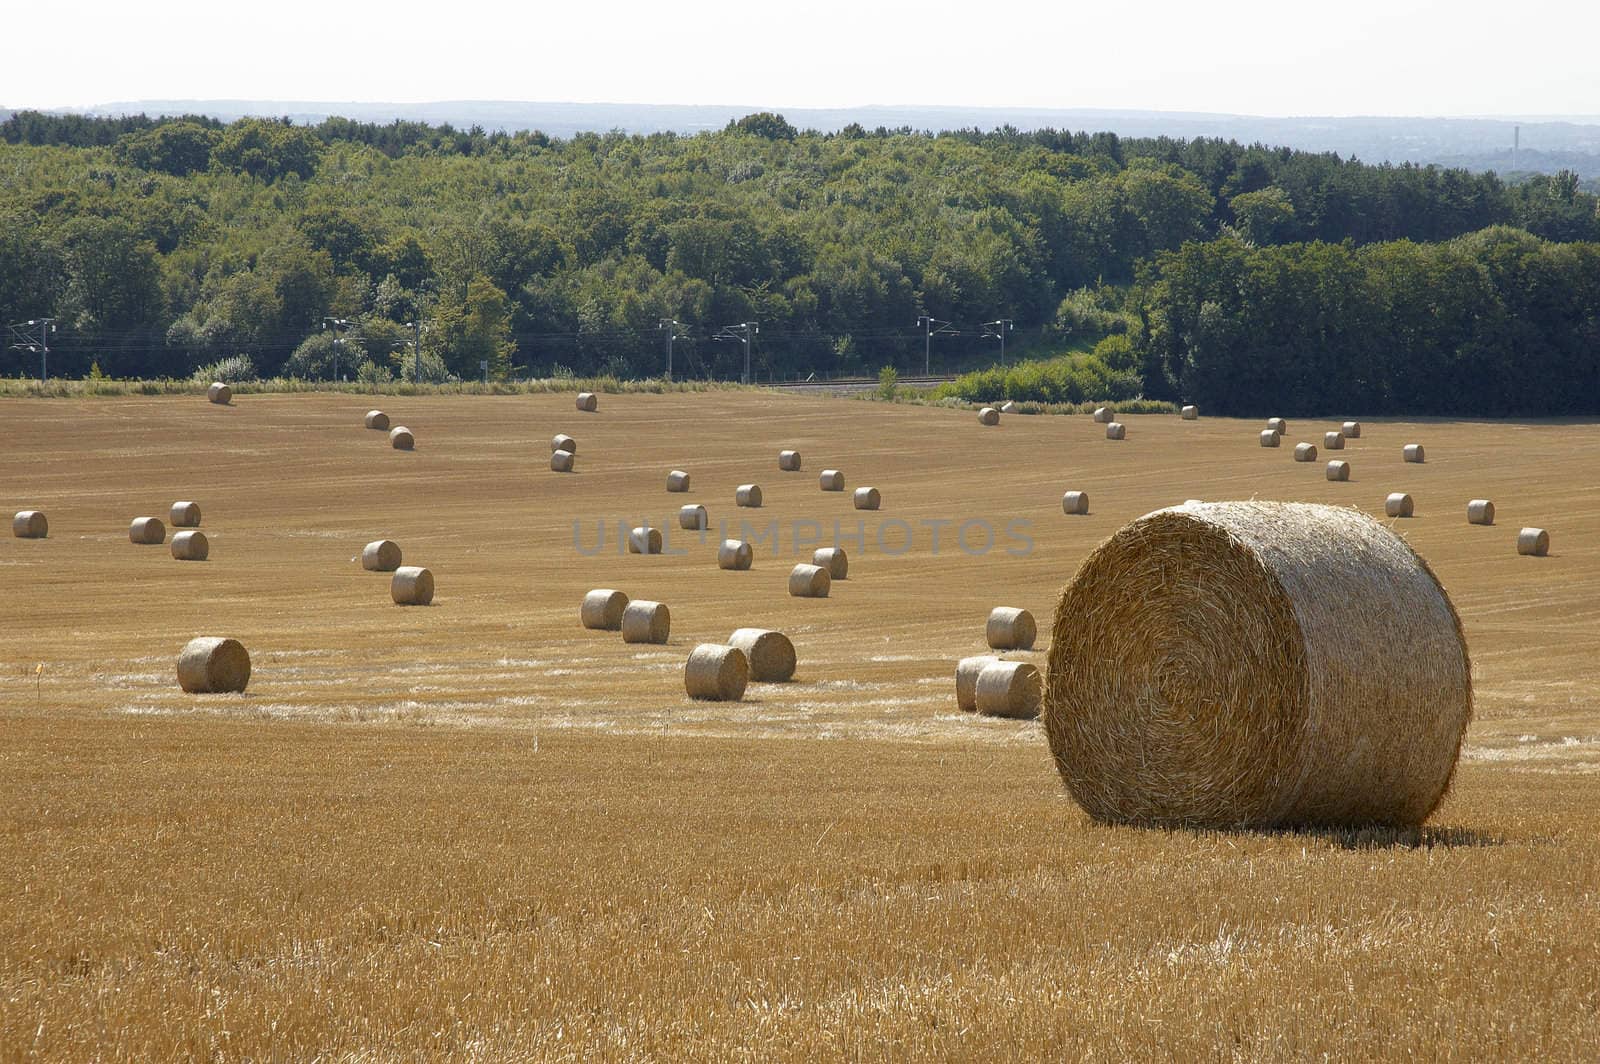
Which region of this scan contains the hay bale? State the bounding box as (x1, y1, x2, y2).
(1326, 460, 1350, 482)
(684, 643, 748, 701)
(177, 636, 250, 694)
(1260, 430, 1281, 448)
(730, 628, 796, 682)
(581, 589, 628, 630)
(1342, 421, 1362, 439)
(678, 504, 708, 531)
(1043, 500, 1472, 829)
(576, 392, 598, 412)
(1385, 493, 1414, 518)
(853, 486, 881, 511)
(627, 526, 663, 554)
(12, 510, 46, 539)
(1105, 422, 1126, 440)
(718, 538, 753, 570)
(1000, 400, 1016, 413)
(389, 426, 414, 451)
(170, 530, 208, 561)
(1093, 407, 1114, 424)
(975, 661, 1042, 720)
(986, 606, 1037, 650)
(129, 516, 167, 545)
(978, 407, 1000, 426)
(1403, 443, 1425, 463)
(362, 539, 402, 571)
(169, 501, 201, 528)
(779, 450, 802, 471)
(1323, 431, 1345, 450)
(955, 654, 1000, 712)
(551, 434, 577, 454)
(391, 565, 434, 605)
(621, 600, 671, 644)
(1267, 417, 1288, 435)
(1294, 442, 1318, 462)
(550, 450, 574, 473)
(666, 469, 690, 492)
(736, 484, 762, 508)
(1181, 405, 1199, 420)
(207, 382, 231, 405)
(788, 563, 830, 598)
(1517, 528, 1550, 556)
(1466, 499, 1496, 526)
(365, 410, 390, 430)
(819, 469, 845, 491)
(1062, 490, 1089, 515)
(813, 546, 847, 579)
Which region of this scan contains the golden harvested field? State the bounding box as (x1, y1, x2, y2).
(3, 392, 1598, 1060)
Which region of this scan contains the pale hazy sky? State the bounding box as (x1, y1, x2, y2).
(5, 0, 1597, 117)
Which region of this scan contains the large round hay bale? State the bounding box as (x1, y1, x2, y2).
(853, 486, 881, 511)
(986, 606, 1036, 650)
(1466, 499, 1495, 526)
(666, 469, 690, 492)
(1517, 528, 1550, 556)
(207, 382, 231, 405)
(1323, 431, 1345, 450)
(1342, 421, 1362, 439)
(365, 410, 390, 431)
(1267, 417, 1288, 435)
(730, 628, 796, 682)
(718, 538, 753, 570)
(955, 654, 1000, 712)
(621, 600, 671, 644)
(736, 484, 762, 508)
(788, 563, 831, 598)
(1260, 430, 1281, 448)
(678, 504, 708, 531)
(812, 546, 847, 579)
(1294, 442, 1318, 462)
(684, 644, 748, 701)
(1385, 492, 1414, 518)
(362, 539, 403, 571)
(779, 450, 801, 471)
(391, 565, 434, 605)
(1326, 460, 1350, 482)
(975, 661, 1042, 719)
(581, 589, 628, 630)
(1403, 443, 1425, 463)
(1044, 501, 1472, 828)
(819, 469, 844, 491)
(170, 530, 208, 561)
(627, 526, 663, 554)
(978, 407, 1000, 426)
(177, 636, 250, 694)
(550, 450, 574, 473)
(1105, 422, 1126, 441)
(1093, 407, 1114, 424)
(576, 392, 598, 412)
(130, 516, 166, 545)
(12, 510, 47, 539)
(551, 433, 576, 454)
(1062, 491, 1089, 515)
(1181, 405, 1199, 420)
(169, 501, 201, 528)
(389, 426, 414, 451)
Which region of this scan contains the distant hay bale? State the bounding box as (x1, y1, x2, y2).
(389, 426, 414, 451)
(12, 510, 47, 539)
(391, 565, 434, 605)
(819, 469, 844, 491)
(1000, 400, 1016, 413)
(627, 526, 663, 554)
(1517, 528, 1550, 556)
(678, 504, 708, 531)
(1404, 443, 1425, 463)
(1323, 431, 1345, 450)
(978, 407, 1000, 426)
(581, 589, 629, 630)
(1326, 460, 1350, 482)
(1043, 500, 1472, 829)
(813, 546, 847, 579)
(621, 600, 671, 644)
(1093, 407, 1114, 423)
(207, 382, 231, 405)
(986, 606, 1037, 650)
(362, 539, 402, 571)
(1385, 492, 1414, 518)
(1105, 422, 1126, 440)
(129, 516, 167, 545)
(576, 392, 598, 412)
(1466, 499, 1496, 526)
(551, 434, 577, 454)
(169, 501, 201, 527)
(170, 530, 208, 561)
(853, 486, 881, 510)
(365, 410, 390, 430)
(1267, 417, 1288, 435)
(788, 563, 831, 598)
(1062, 491, 1089, 515)
(736, 484, 762, 508)
(1181, 405, 1199, 420)
(177, 636, 251, 694)
(730, 628, 796, 682)
(666, 469, 690, 492)
(1294, 442, 1318, 462)
(955, 654, 1001, 712)
(684, 643, 749, 701)
(975, 661, 1042, 720)
(550, 450, 575, 473)
(779, 450, 802, 471)
(1343, 421, 1362, 439)
(717, 538, 754, 570)
(1260, 430, 1281, 448)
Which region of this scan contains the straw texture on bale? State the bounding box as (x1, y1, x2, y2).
(1343, 421, 1362, 439)
(678, 504, 708, 531)
(1043, 501, 1472, 829)
(1061, 490, 1089, 515)
(207, 382, 231, 405)
(12, 510, 47, 538)
(1404, 444, 1425, 463)
(627, 526, 663, 554)
(978, 407, 1000, 426)
(389, 426, 414, 450)
(788, 563, 831, 598)
(1260, 430, 1281, 448)
(853, 486, 881, 510)
(621, 600, 671, 644)
(736, 484, 762, 507)
(1467, 499, 1496, 525)
(581, 589, 628, 630)
(779, 450, 801, 471)
(362, 539, 403, 571)
(684, 644, 749, 701)
(986, 606, 1037, 650)
(1105, 422, 1126, 440)
(1517, 528, 1550, 556)
(1324, 431, 1345, 450)
(177, 637, 251, 694)
(955, 654, 1000, 712)
(1267, 417, 1287, 434)
(576, 392, 598, 412)
(975, 661, 1042, 720)
(1385, 493, 1414, 518)
(551, 433, 576, 454)
(666, 469, 690, 492)
(170, 530, 208, 561)
(819, 469, 844, 491)
(169, 501, 201, 527)
(550, 450, 574, 473)
(130, 516, 167, 545)
(365, 410, 390, 430)
(813, 546, 847, 579)
(1294, 443, 1318, 462)
(391, 565, 434, 605)
(1326, 460, 1350, 482)
(1093, 407, 1114, 424)
(1181, 405, 1199, 420)
(730, 628, 796, 682)
(718, 539, 753, 570)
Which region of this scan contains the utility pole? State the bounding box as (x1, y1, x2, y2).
(7, 318, 55, 382)
(323, 317, 355, 381)
(402, 319, 422, 383)
(915, 315, 955, 376)
(983, 318, 1014, 365)
(714, 322, 759, 384)
(658, 318, 685, 381)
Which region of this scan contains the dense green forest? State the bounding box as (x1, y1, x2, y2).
(2, 109, 1597, 412)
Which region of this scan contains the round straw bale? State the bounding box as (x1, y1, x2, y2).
(391, 565, 434, 605)
(551, 433, 576, 454)
(576, 391, 598, 412)
(1267, 417, 1288, 435)
(1466, 499, 1495, 526)
(169, 501, 201, 527)
(1385, 492, 1414, 518)
(812, 546, 847, 579)
(365, 410, 390, 430)
(362, 539, 402, 571)
(389, 426, 414, 450)
(819, 469, 845, 491)
(627, 526, 663, 554)
(177, 636, 250, 694)
(1181, 405, 1199, 420)
(1093, 406, 1114, 424)
(684, 643, 748, 701)
(853, 486, 881, 511)
(207, 382, 231, 405)
(1517, 528, 1549, 556)
(550, 450, 575, 473)
(1403, 443, 1425, 463)
(1342, 421, 1362, 439)
(1326, 460, 1350, 482)
(1260, 430, 1281, 448)
(1323, 431, 1345, 450)
(718, 538, 753, 570)
(581, 588, 628, 629)
(1294, 442, 1318, 462)
(678, 504, 708, 531)
(666, 469, 690, 492)
(170, 530, 209, 561)
(788, 563, 831, 598)
(130, 516, 166, 545)
(978, 406, 1000, 426)
(1000, 400, 1016, 414)
(736, 484, 762, 507)
(955, 654, 1000, 712)
(986, 606, 1037, 650)
(975, 661, 1042, 720)
(1105, 422, 1126, 440)
(1044, 501, 1472, 829)
(12, 510, 47, 538)
(621, 600, 671, 644)
(730, 628, 796, 682)
(1062, 490, 1090, 515)
(779, 450, 802, 471)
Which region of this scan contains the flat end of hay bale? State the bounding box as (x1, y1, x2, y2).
(730, 628, 797, 682)
(391, 565, 434, 605)
(177, 636, 251, 694)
